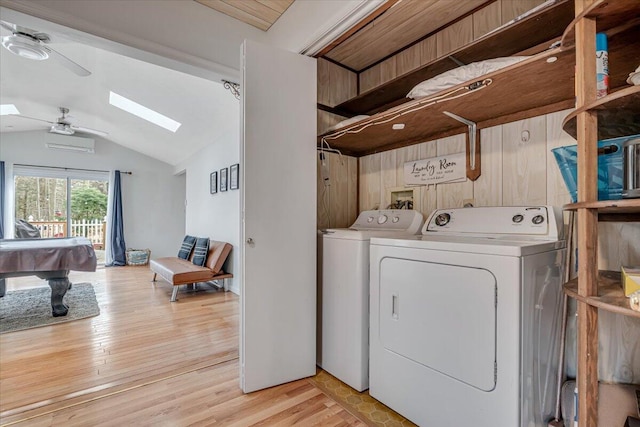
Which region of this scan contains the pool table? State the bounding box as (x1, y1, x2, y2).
(0, 237, 97, 317)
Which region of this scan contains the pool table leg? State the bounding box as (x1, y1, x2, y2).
(48, 277, 71, 317)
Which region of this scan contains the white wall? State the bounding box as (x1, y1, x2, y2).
(179, 111, 240, 294)
(0, 131, 185, 258)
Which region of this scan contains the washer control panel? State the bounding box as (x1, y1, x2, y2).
(424, 206, 562, 240)
(351, 209, 424, 234)
(434, 213, 451, 226)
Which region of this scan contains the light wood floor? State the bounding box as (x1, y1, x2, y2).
(0, 267, 366, 426)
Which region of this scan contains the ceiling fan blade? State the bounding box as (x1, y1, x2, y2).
(70, 125, 108, 137)
(0, 21, 48, 40)
(0, 21, 16, 34)
(11, 114, 55, 124)
(46, 45, 91, 77)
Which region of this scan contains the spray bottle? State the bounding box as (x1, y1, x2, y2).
(596, 33, 609, 99)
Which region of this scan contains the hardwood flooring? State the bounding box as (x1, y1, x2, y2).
(0, 267, 367, 426)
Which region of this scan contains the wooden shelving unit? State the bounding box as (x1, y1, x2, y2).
(563, 1, 640, 426)
(562, 86, 640, 140)
(320, 48, 576, 156)
(561, 0, 640, 48)
(564, 199, 640, 222)
(318, 1, 638, 158)
(564, 271, 640, 319)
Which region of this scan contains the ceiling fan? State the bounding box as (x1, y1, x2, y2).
(0, 20, 91, 77)
(13, 107, 108, 137)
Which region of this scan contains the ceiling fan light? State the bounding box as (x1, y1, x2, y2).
(50, 123, 74, 135)
(2, 34, 49, 60)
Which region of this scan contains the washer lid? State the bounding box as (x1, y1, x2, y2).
(371, 234, 565, 256)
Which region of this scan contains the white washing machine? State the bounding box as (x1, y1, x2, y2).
(318, 209, 424, 392)
(369, 206, 566, 427)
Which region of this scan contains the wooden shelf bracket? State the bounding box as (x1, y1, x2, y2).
(447, 55, 466, 67)
(443, 111, 482, 181)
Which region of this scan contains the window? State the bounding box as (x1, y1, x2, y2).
(13, 165, 110, 264)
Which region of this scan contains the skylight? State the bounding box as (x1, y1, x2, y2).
(109, 92, 181, 132)
(0, 104, 20, 115)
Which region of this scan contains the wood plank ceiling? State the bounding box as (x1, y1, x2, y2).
(195, 0, 295, 31)
(324, 0, 490, 72)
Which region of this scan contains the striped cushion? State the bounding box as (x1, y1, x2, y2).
(177, 235, 197, 259)
(191, 237, 210, 266)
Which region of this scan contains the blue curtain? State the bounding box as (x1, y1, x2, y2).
(106, 170, 126, 266)
(0, 161, 4, 239)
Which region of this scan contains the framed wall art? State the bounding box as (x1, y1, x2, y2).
(220, 167, 228, 192)
(210, 171, 218, 194)
(230, 163, 239, 190)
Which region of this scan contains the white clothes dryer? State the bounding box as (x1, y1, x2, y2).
(369, 206, 566, 427)
(318, 209, 423, 391)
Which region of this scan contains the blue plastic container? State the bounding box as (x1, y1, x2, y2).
(552, 135, 637, 202)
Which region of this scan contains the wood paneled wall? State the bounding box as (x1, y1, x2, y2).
(317, 58, 357, 135)
(358, 109, 640, 269)
(317, 58, 359, 228)
(358, 111, 560, 212)
(358, 0, 547, 94)
(317, 151, 358, 229)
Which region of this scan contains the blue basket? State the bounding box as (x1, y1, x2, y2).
(552, 135, 636, 203)
(126, 248, 151, 266)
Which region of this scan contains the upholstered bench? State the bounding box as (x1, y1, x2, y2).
(150, 240, 232, 302)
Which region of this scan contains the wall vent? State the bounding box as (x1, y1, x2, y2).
(44, 134, 95, 154)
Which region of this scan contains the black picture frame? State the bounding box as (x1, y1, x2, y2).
(220, 167, 228, 192)
(210, 171, 217, 194)
(230, 163, 239, 190)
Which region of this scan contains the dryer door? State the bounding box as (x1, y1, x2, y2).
(379, 257, 497, 391)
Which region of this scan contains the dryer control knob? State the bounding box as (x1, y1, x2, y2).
(434, 213, 450, 226)
(378, 215, 388, 224)
(512, 214, 524, 223)
(367, 216, 374, 223)
(392, 216, 400, 223)
(532, 215, 545, 225)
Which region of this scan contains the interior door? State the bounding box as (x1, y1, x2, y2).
(240, 39, 317, 393)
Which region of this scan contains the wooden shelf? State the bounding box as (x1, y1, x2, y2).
(564, 271, 640, 318)
(564, 199, 640, 222)
(562, 86, 640, 140)
(319, 49, 576, 156)
(561, 0, 640, 48)
(319, 4, 638, 158)
(334, 0, 575, 116)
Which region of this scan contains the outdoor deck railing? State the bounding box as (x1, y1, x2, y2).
(29, 220, 106, 248)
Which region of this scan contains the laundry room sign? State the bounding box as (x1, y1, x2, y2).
(404, 152, 466, 185)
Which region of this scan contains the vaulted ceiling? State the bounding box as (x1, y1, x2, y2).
(0, 28, 238, 166)
(0, 0, 501, 167)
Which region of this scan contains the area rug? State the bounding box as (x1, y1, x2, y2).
(0, 283, 100, 334)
